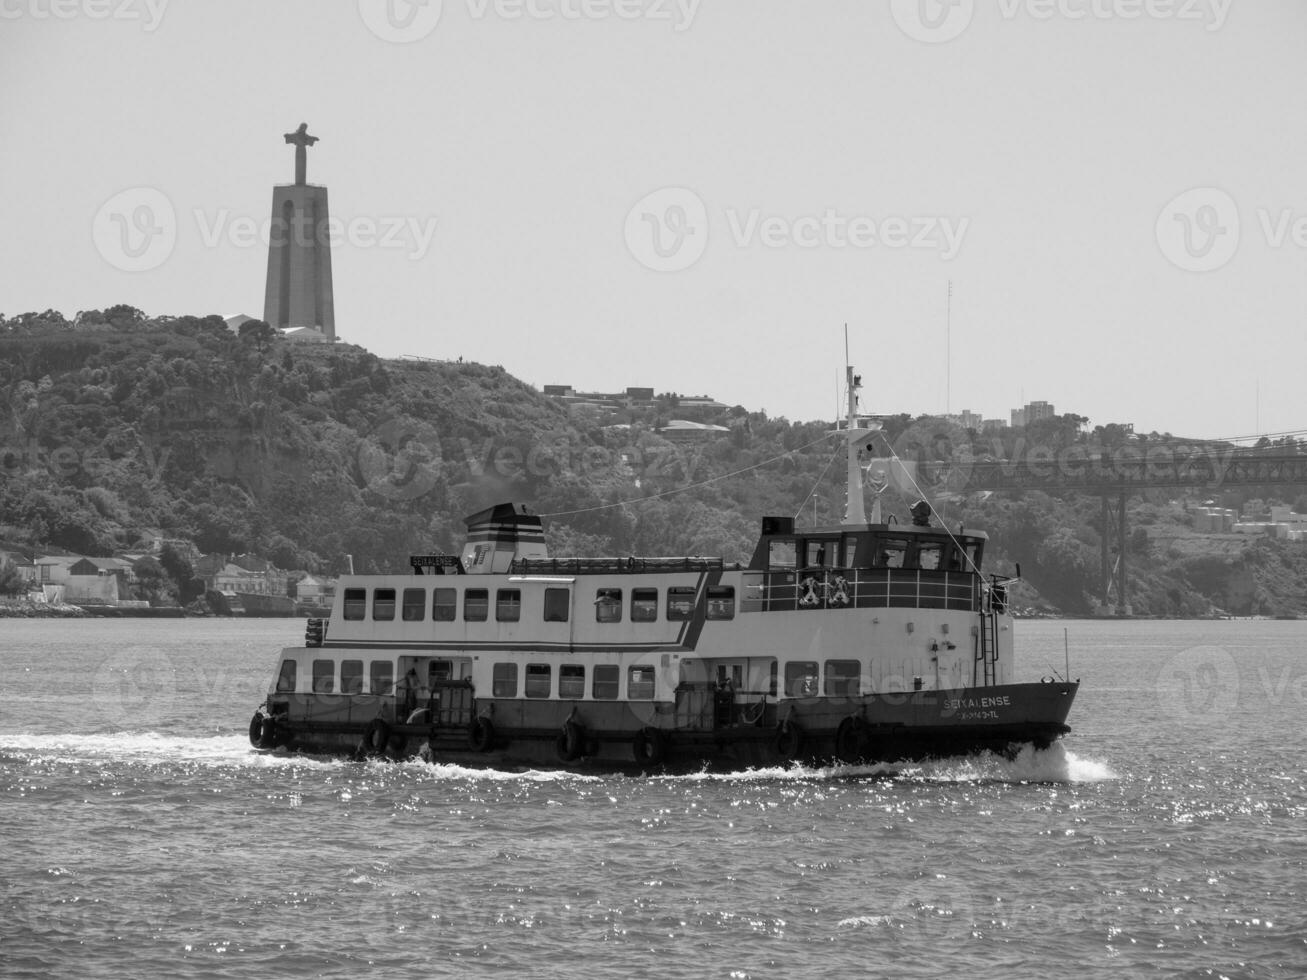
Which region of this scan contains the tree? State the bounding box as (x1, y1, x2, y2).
(239, 319, 276, 354)
(0, 559, 25, 596)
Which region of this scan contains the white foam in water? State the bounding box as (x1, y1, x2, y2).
(1, 731, 341, 770)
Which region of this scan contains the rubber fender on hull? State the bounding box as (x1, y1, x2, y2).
(631, 727, 666, 767)
(556, 722, 585, 763)
(363, 718, 391, 756)
(469, 717, 496, 753)
(248, 712, 277, 750)
(835, 716, 865, 763)
(774, 721, 804, 761)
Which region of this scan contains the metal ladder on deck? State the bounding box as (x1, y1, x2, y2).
(975, 611, 998, 687)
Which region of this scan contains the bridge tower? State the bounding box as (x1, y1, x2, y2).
(1098, 492, 1131, 616)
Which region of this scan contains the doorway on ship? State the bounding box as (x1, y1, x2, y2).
(713, 662, 745, 728)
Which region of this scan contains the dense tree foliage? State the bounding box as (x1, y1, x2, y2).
(2, 309, 1306, 616)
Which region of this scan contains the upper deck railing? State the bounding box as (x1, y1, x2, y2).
(510, 556, 730, 576)
(740, 566, 984, 613)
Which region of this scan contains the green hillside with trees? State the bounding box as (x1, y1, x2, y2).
(3, 307, 1306, 617)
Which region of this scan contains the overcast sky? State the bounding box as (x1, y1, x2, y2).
(2, 0, 1303, 440)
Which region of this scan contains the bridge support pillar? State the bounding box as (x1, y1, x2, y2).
(1098, 491, 1132, 616)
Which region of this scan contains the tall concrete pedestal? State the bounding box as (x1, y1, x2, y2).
(263, 123, 335, 341)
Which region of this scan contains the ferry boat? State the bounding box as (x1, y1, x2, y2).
(248, 369, 1077, 771)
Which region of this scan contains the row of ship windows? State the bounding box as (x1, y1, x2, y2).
(341, 586, 736, 624)
(279, 658, 869, 699)
(280, 658, 656, 700)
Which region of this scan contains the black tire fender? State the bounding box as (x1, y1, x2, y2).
(631, 726, 666, 767)
(364, 718, 391, 756)
(469, 717, 495, 753)
(774, 721, 804, 761)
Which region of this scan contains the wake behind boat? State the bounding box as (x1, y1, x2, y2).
(248, 368, 1077, 771)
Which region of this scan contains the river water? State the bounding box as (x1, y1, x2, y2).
(2, 617, 1305, 979)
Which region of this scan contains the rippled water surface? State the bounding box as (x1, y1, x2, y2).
(3, 618, 1306, 978)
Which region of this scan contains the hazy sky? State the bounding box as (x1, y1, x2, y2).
(2, 0, 1303, 439)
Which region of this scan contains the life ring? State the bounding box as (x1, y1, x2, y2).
(799, 576, 820, 607)
(469, 717, 495, 753)
(631, 727, 666, 767)
(830, 576, 850, 607)
(556, 722, 585, 763)
(835, 716, 864, 763)
(364, 718, 391, 756)
(774, 721, 803, 761)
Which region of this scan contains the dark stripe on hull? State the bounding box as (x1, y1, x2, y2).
(255, 682, 1077, 774)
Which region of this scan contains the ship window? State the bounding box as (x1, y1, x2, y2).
(428, 660, 452, 682)
(706, 586, 735, 620)
(877, 538, 909, 569)
(784, 661, 818, 697)
(543, 587, 570, 623)
(593, 664, 620, 699)
(465, 589, 488, 622)
(595, 588, 622, 623)
(433, 588, 457, 621)
(631, 588, 658, 622)
(666, 586, 695, 621)
(341, 659, 364, 694)
(343, 587, 366, 621)
(312, 659, 335, 694)
(824, 659, 860, 697)
(769, 539, 796, 569)
(560, 664, 585, 699)
(492, 662, 518, 697)
(275, 659, 296, 693)
(402, 588, 426, 621)
(628, 665, 656, 700)
(496, 589, 521, 622)
(805, 540, 833, 568)
(373, 588, 396, 621)
(369, 660, 393, 695)
(525, 663, 551, 698)
(769, 661, 778, 697)
(917, 542, 943, 571)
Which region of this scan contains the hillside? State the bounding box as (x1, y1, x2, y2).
(3, 307, 1306, 617)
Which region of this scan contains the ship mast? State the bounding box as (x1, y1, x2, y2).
(839, 363, 881, 526)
